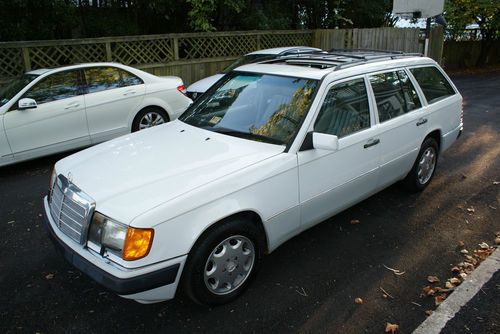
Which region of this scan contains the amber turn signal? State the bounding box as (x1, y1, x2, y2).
(122, 227, 154, 261)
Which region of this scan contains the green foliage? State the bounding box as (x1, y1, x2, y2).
(445, 0, 500, 40)
(0, 0, 397, 40)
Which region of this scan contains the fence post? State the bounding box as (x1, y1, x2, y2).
(22, 47, 31, 71)
(173, 37, 179, 61)
(429, 26, 444, 64)
(105, 42, 112, 61)
(256, 34, 261, 50)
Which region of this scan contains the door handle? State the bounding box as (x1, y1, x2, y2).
(416, 118, 428, 126)
(65, 102, 80, 109)
(123, 90, 136, 96)
(363, 138, 380, 149)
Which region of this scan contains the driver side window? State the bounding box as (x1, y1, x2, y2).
(23, 70, 80, 105)
(314, 78, 370, 138)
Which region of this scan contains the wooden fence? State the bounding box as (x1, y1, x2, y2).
(0, 28, 443, 87)
(443, 40, 500, 69)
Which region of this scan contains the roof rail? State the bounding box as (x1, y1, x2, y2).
(266, 49, 423, 71)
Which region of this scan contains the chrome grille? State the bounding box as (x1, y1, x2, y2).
(49, 174, 95, 244)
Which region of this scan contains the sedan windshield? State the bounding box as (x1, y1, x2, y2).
(179, 72, 318, 145)
(0, 74, 39, 107)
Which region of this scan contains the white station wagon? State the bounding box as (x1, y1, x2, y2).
(0, 62, 191, 167)
(43, 51, 463, 305)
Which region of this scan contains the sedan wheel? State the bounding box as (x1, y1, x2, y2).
(132, 107, 169, 132)
(139, 111, 166, 130)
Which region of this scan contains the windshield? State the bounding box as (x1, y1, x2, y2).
(179, 72, 318, 145)
(222, 54, 276, 73)
(0, 74, 39, 107)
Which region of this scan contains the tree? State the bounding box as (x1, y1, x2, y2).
(445, 0, 500, 66)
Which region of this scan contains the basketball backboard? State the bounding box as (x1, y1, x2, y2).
(392, 0, 444, 19)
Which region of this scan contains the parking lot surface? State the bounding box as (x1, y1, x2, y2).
(1, 72, 499, 333)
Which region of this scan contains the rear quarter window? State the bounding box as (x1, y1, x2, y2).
(410, 66, 455, 104)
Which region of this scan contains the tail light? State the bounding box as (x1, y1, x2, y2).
(177, 85, 187, 96)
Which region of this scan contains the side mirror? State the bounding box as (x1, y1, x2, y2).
(313, 132, 339, 151)
(18, 98, 37, 110)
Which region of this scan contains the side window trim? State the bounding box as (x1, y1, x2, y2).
(403, 67, 428, 107)
(311, 74, 373, 138)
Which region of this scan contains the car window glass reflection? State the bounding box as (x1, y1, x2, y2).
(370, 71, 408, 123)
(314, 78, 370, 137)
(23, 71, 80, 105)
(180, 73, 318, 145)
(85, 67, 143, 93)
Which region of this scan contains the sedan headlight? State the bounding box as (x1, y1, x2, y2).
(89, 212, 154, 261)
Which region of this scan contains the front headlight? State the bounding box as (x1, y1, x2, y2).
(89, 212, 154, 261)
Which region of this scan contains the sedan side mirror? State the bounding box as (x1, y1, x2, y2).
(313, 132, 339, 151)
(18, 98, 37, 110)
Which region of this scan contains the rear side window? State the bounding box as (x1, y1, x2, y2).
(314, 78, 370, 137)
(410, 66, 455, 104)
(370, 71, 408, 123)
(84, 67, 143, 94)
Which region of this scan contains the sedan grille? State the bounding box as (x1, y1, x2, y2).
(49, 174, 95, 244)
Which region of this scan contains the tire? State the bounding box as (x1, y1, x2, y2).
(403, 137, 439, 192)
(181, 218, 265, 306)
(131, 107, 169, 132)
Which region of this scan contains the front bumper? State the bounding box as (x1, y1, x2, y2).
(43, 197, 183, 299)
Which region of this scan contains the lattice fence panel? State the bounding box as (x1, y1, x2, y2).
(112, 39, 174, 65)
(260, 33, 313, 49)
(178, 34, 257, 59)
(0, 48, 24, 78)
(29, 44, 107, 69)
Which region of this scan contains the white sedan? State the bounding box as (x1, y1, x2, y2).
(0, 63, 192, 167)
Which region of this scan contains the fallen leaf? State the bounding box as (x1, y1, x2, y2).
(435, 294, 446, 305)
(450, 277, 461, 285)
(445, 281, 455, 289)
(495, 237, 500, 245)
(458, 240, 465, 248)
(460, 249, 469, 254)
(467, 207, 475, 213)
(459, 272, 467, 280)
(425, 310, 433, 316)
(350, 219, 361, 225)
(493, 181, 499, 185)
(354, 297, 363, 305)
(427, 275, 440, 283)
(422, 286, 436, 296)
(451, 266, 460, 273)
(45, 273, 55, 280)
(385, 322, 399, 333)
(478, 242, 489, 249)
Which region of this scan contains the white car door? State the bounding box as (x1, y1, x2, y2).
(367, 69, 427, 188)
(83, 66, 145, 143)
(298, 76, 380, 229)
(3, 69, 90, 158)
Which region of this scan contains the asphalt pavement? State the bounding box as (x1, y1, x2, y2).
(0, 71, 499, 333)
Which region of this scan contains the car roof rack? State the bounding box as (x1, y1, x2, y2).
(264, 49, 423, 71)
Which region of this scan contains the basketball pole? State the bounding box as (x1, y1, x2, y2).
(424, 17, 431, 57)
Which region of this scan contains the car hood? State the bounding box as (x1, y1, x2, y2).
(55, 120, 284, 224)
(187, 74, 225, 94)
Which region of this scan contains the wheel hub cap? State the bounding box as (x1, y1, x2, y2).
(417, 147, 436, 184)
(203, 235, 255, 295)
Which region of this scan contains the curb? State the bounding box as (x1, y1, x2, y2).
(412, 247, 500, 334)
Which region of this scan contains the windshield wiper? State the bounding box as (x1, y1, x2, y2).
(203, 126, 285, 145)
